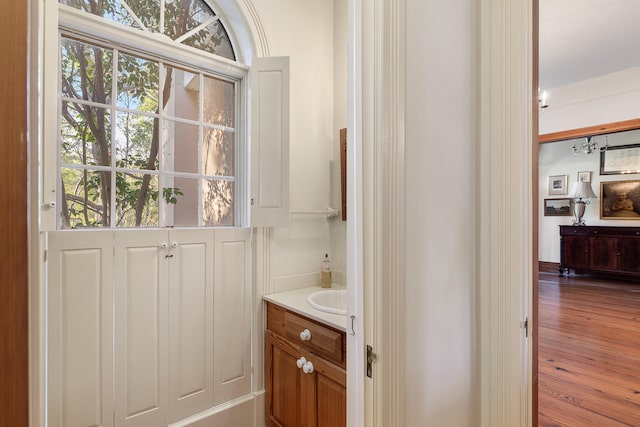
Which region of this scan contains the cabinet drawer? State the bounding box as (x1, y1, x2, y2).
(284, 311, 344, 366)
(266, 302, 346, 367)
(266, 302, 287, 337)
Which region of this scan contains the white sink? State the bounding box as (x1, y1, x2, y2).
(307, 289, 347, 316)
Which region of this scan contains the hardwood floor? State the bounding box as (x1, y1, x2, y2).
(538, 272, 640, 426)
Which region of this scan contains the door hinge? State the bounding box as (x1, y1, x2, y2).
(524, 317, 529, 338)
(366, 345, 377, 379)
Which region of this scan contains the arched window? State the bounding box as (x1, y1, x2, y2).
(60, 0, 235, 60)
(56, 0, 245, 228)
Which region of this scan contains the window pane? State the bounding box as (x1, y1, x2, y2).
(182, 19, 235, 60)
(59, 0, 160, 32)
(203, 76, 234, 127)
(203, 128, 234, 176)
(165, 177, 198, 226)
(125, 0, 161, 32)
(162, 120, 199, 174)
(118, 53, 159, 112)
(61, 168, 111, 228)
(116, 112, 157, 170)
(162, 66, 199, 121)
(61, 38, 113, 105)
(61, 102, 111, 167)
(203, 179, 234, 226)
(59, 0, 235, 59)
(115, 172, 159, 227)
(164, 0, 215, 40)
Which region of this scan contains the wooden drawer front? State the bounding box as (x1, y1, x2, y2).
(266, 303, 286, 337)
(560, 225, 640, 238)
(284, 312, 344, 366)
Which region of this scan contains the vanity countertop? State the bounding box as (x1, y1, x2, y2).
(263, 285, 347, 332)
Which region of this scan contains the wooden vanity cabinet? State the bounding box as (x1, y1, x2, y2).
(265, 302, 346, 427)
(559, 226, 640, 279)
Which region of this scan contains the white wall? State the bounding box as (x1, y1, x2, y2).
(540, 67, 640, 135)
(405, 0, 476, 425)
(539, 69, 640, 263)
(252, 0, 347, 292)
(330, 0, 347, 280)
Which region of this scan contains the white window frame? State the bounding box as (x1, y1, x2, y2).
(42, 4, 250, 231)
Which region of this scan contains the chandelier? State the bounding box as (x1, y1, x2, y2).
(571, 135, 608, 155)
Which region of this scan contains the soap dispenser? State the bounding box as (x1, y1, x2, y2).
(321, 254, 332, 288)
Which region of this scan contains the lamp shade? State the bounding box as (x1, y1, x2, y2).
(568, 181, 597, 199)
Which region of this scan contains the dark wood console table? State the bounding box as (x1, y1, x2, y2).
(559, 226, 640, 280)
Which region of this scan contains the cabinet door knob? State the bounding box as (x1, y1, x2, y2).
(296, 357, 307, 369)
(299, 329, 312, 341)
(302, 361, 314, 374)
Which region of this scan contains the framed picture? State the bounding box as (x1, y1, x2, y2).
(600, 143, 640, 175)
(577, 171, 591, 183)
(600, 180, 640, 219)
(548, 174, 568, 195)
(544, 198, 572, 216)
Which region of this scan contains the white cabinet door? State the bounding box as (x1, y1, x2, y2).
(114, 231, 169, 427)
(213, 228, 252, 404)
(250, 56, 290, 227)
(48, 231, 114, 427)
(49, 228, 250, 426)
(168, 229, 215, 422)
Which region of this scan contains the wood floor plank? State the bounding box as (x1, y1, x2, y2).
(538, 272, 640, 426)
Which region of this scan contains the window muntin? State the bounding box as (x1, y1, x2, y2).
(59, 35, 238, 229)
(59, 0, 235, 61)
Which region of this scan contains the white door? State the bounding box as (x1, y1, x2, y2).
(213, 228, 252, 404)
(114, 231, 169, 427)
(48, 231, 114, 427)
(168, 229, 215, 422)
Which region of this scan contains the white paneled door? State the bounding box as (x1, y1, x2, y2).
(114, 231, 169, 427)
(114, 229, 219, 426)
(213, 228, 252, 404)
(49, 228, 252, 427)
(48, 231, 114, 427)
(168, 230, 215, 422)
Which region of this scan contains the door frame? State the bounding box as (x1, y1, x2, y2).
(25, 0, 538, 425)
(478, 1, 535, 425)
(352, 0, 536, 425)
(346, 0, 406, 426)
(1, 0, 30, 425)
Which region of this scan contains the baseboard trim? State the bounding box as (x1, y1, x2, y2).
(170, 393, 259, 427)
(539, 261, 560, 273)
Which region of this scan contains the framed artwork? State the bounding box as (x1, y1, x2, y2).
(600, 180, 640, 219)
(548, 175, 568, 195)
(577, 171, 591, 183)
(544, 198, 572, 216)
(600, 143, 640, 175)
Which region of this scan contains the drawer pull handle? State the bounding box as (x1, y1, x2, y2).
(302, 361, 314, 374)
(299, 329, 312, 341)
(296, 357, 307, 369)
(296, 357, 314, 374)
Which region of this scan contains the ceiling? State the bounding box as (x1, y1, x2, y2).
(539, 0, 640, 89)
